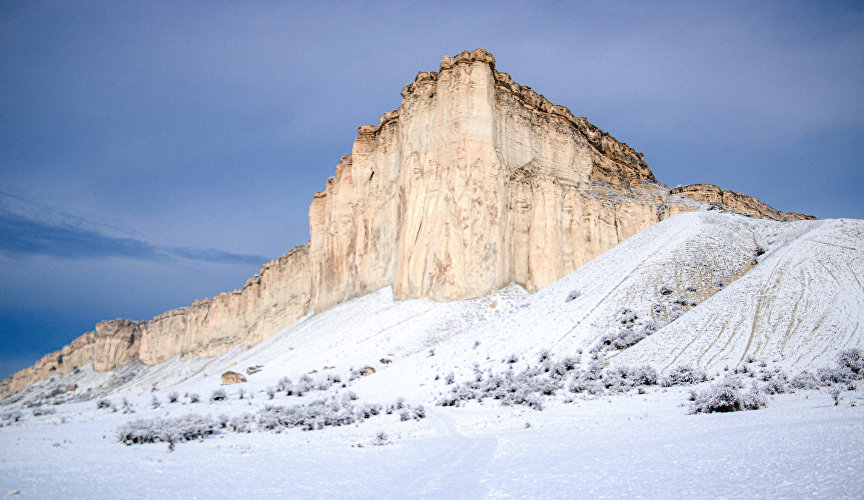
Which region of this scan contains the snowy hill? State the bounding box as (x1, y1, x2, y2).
(616, 216, 864, 370)
(2, 211, 863, 498)
(4, 211, 863, 403)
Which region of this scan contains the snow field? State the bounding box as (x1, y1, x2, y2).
(2, 211, 864, 497)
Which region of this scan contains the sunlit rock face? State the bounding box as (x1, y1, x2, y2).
(2, 49, 807, 398)
(1, 246, 310, 396)
(308, 48, 691, 311)
(669, 184, 815, 222)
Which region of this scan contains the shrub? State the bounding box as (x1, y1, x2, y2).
(384, 397, 406, 415)
(228, 413, 255, 433)
(689, 376, 767, 414)
(760, 370, 789, 395)
(537, 349, 551, 363)
(210, 389, 227, 402)
(45, 386, 65, 399)
(399, 405, 426, 421)
(167, 392, 179, 403)
(1, 410, 24, 422)
(151, 395, 161, 409)
(439, 362, 567, 410)
(257, 395, 384, 432)
(592, 309, 657, 353)
(790, 371, 820, 390)
(277, 374, 336, 396)
(661, 365, 708, 387)
(439, 352, 668, 408)
(582, 357, 604, 382)
(372, 431, 391, 446)
(32, 407, 56, 417)
(117, 414, 216, 445)
(277, 376, 293, 392)
(603, 365, 658, 392)
(188, 393, 201, 404)
(817, 367, 856, 385)
(96, 399, 113, 410)
(837, 348, 864, 375)
(216, 413, 230, 429)
(828, 386, 843, 406)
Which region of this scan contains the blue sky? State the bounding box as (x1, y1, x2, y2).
(1, 0, 862, 378)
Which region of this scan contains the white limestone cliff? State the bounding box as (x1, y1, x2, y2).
(0, 49, 809, 398)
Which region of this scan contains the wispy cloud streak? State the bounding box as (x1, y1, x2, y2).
(0, 208, 267, 266)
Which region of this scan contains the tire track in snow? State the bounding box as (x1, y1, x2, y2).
(401, 408, 499, 498)
(550, 228, 681, 349)
(358, 307, 436, 344)
(778, 289, 805, 356)
(736, 228, 807, 364)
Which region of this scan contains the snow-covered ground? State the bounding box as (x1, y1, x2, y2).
(2, 387, 863, 498)
(2, 211, 863, 497)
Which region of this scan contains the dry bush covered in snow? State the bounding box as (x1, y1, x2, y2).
(439, 352, 669, 410)
(117, 414, 216, 445)
(660, 365, 708, 387)
(689, 375, 767, 414)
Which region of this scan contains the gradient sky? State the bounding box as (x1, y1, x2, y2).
(1, 1, 862, 378)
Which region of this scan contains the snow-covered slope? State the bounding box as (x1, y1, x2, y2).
(6, 211, 861, 404)
(3, 211, 864, 498)
(616, 217, 864, 370)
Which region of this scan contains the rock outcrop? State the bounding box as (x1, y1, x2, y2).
(0, 49, 809, 399)
(221, 371, 247, 385)
(308, 48, 682, 311)
(670, 184, 815, 222)
(1, 246, 310, 397)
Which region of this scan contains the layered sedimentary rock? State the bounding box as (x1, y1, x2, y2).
(308, 49, 685, 311)
(0, 246, 310, 396)
(670, 184, 815, 222)
(1, 49, 807, 398)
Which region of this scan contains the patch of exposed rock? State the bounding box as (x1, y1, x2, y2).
(670, 184, 815, 222)
(0, 49, 809, 399)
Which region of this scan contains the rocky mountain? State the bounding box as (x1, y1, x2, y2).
(0, 49, 815, 398)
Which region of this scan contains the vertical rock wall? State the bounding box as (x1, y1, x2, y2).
(3, 49, 808, 398)
(307, 48, 681, 311)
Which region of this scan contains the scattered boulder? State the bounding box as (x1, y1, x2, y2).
(380, 358, 392, 365)
(221, 371, 247, 385)
(361, 366, 376, 376)
(246, 365, 263, 375)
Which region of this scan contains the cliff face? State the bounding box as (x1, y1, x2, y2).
(1, 49, 808, 398)
(0, 246, 310, 396)
(308, 49, 682, 311)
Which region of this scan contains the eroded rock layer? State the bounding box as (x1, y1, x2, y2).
(1, 246, 310, 396)
(1, 49, 806, 398)
(669, 184, 815, 222)
(308, 49, 687, 311)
